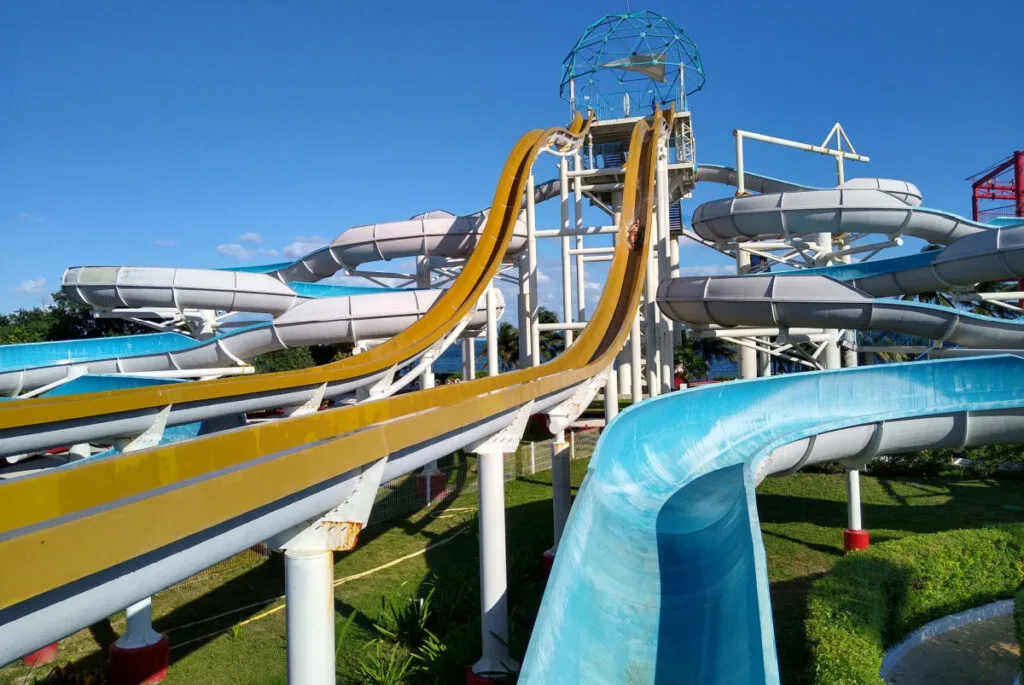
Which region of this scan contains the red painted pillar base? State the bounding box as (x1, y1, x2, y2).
(109, 634, 169, 685)
(843, 528, 870, 552)
(23, 642, 58, 667)
(465, 666, 513, 684)
(415, 473, 448, 500)
(542, 549, 556, 578)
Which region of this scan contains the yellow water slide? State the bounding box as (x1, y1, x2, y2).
(0, 108, 667, 642)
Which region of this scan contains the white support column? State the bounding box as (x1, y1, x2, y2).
(656, 142, 674, 393)
(546, 430, 571, 565)
(462, 338, 476, 380)
(630, 314, 643, 403)
(617, 345, 632, 398)
(559, 157, 574, 348)
(757, 340, 773, 377)
(736, 247, 757, 379)
(109, 590, 169, 681)
(284, 550, 335, 685)
(526, 174, 541, 367)
(846, 470, 861, 531)
(670, 235, 682, 346)
(487, 287, 499, 377)
(816, 231, 841, 370)
(115, 598, 163, 650)
(839, 236, 859, 369)
(604, 358, 619, 422)
(418, 367, 441, 500)
(416, 257, 436, 391)
(474, 449, 511, 675)
(645, 215, 661, 398)
(517, 254, 531, 368)
(467, 399, 533, 679)
(574, 152, 586, 324)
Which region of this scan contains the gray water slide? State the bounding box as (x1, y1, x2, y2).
(1, 289, 499, 396)
(260, 209, 527, 283)
(658, 169, 1024, 351)
(691, 176, 995, 246)
(658, 274, 1024, 349)
(794, 223, 1024, 297)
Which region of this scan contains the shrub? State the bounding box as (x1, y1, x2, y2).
(1015, 586, 1024, 677)
(806, 525, 1024, 684)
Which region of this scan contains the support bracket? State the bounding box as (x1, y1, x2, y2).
(114, 405, 171, 454)
(268, 456, 388, 552)
(469, 401, 535, 455)
(546, 367, 610, 435)
(355, 366, 398, 402)
(283, 383, 327, 418)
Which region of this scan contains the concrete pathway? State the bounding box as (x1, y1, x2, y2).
(887, 614, 1020, 685)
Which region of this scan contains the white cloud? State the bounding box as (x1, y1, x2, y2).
(15, 277, 47, 294)
(216, 243, 251, 259)
(18, 212, 42, 223)
(536, 270, 551, 285)
(283, 235, 328, 259)
(239, 232, 263, 244)
(216, 243, 280, 260)
(151, 239, 178, 247)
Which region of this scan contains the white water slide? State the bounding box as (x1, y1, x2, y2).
(2, 209, 516, 397)
(658, 170, 1024, 351)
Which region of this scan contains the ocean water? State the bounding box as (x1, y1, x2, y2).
(432, 341, 739, 379)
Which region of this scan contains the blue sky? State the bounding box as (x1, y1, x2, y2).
(2, 0, 1022, 316)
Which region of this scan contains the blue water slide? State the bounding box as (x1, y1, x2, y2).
(520, 356, 1024, 684)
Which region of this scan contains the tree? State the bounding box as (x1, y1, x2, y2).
(495, 322, 520, 371)
(0, 291, 148, 345)
(536, 308, 566, 362)
(673, 329, 735, 383)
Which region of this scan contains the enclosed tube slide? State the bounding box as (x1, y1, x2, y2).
(62, 267, 394, 316)
(0, 289, 500, 397)
(227, 209, 527, 283)
(658, 273, 1024, 349)
(776, 222, 1024, 297)
(521, 356, 1024, 684)
(691, 177, 998, 246)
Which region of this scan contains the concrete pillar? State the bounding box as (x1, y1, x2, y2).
(469, 451, 515, 681)
(109, 597, 169, 685)
(285, 550, 335, 685)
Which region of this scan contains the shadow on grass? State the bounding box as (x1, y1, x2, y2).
(58, 472, 1024, 683)
(757, 476, 1024, 536)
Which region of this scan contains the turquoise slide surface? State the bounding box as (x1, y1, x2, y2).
(520, 356, 1024, 684)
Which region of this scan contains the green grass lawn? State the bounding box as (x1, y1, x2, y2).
(5, 462, 1024, 684)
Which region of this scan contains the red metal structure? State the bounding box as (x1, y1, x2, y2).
(968, 151, 1024, 222)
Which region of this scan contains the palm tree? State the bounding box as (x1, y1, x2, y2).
(673, 329, 735, 383)
(536, 308, 566, 362)
(495, 322, 520, 371)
